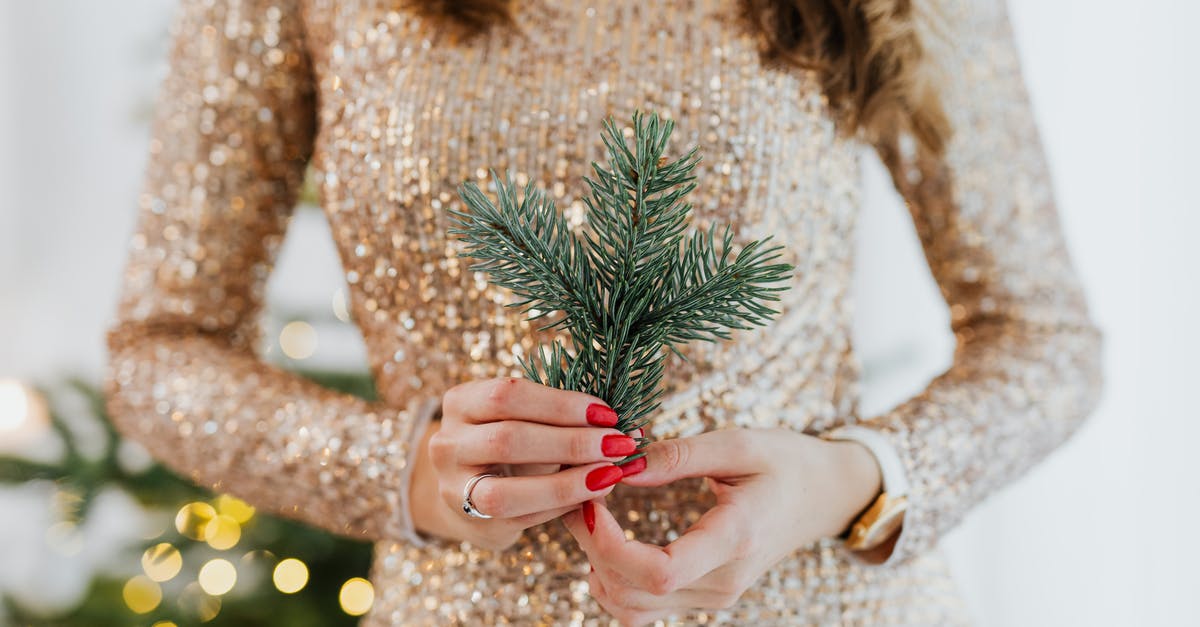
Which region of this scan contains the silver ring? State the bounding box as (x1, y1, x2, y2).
(461, 472, 501, 519)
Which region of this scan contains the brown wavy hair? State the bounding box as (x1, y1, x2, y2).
(406, 0, 949, 156)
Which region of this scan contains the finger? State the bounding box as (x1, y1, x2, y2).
(456, 421, 636, 465)
(618, 429, 761, 488)
(567, 496, 745, 594)
(444, 377, 619, 427)
(467, 462, 623, 519)
(511, 503, 578, 528)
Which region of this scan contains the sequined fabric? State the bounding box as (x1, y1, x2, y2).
(105, 0, 1102, 624)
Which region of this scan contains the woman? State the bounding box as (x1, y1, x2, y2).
(105, 0, 1102, 624)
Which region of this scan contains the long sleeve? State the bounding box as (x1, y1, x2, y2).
(860, 0, 1104, 563)
(104, 0, 434, 544)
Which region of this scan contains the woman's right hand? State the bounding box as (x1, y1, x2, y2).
(409, 377, 640, 551)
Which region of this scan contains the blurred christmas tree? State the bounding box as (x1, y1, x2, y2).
(0, 372, 378, 626)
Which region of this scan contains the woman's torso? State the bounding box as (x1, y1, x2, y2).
(301, 0, 966, 623)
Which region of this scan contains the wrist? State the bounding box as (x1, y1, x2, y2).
(825, 440, 884, 538)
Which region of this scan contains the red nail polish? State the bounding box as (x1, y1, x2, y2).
(635, 427, 645, 439)
(582, 501, 596, 535)
(618, 456, 647, 478)
(586, 403, 618, 427)
(601, 434, 637, 457)
(585, 465, 622, 491)
(590, 564, 595, 573)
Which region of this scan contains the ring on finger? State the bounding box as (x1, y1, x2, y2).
(462, 472, 502, 519)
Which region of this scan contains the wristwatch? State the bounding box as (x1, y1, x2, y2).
(821, 426, 909, 553)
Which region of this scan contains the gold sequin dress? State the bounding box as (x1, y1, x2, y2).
(104, 0, 1103, 624)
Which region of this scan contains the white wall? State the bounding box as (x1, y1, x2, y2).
(1, 1, 1197, 624)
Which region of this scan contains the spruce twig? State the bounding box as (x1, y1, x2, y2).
(449, 112, 793, 462)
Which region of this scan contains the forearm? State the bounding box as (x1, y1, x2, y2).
(106, 325, 436, 543)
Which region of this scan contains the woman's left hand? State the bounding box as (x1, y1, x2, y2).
(562, 427, 883, 627)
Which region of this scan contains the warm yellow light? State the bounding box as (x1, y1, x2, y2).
(203, 514, 241, 550)
(180, 582, 222, 622)
(122, 575, 162, 614)
(339, 577, 375, 616)
(151, 622, 178, 627)
(198, 559, 237, 595)
(0, 379, 48, 449)
(272, 558, 310, 594)
(141, 543, 183, 582)
(175, 502, 216, 540)
(279, 321, 318, 359)
(215, 494, 255, 523)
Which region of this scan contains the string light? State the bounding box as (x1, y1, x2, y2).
(122, 575, 162, 614)
(339, 577, 374, 616)
(214, 494, 255, 523)
(272, 558, 309, 594)
(198, 559, 237, 595)
(279, 321, 317, 359)
(142, 543, 183, 582)
(175, 502, 216, 540)
(203, 514, 241, 550)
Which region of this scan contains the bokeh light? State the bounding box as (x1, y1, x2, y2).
(279, 321, 317, 359)
(272, 558, 309, 594)
(215, 494, 255, 523)
(339, 577, 374, 616)
(0, 379, 48, 448)
(198, 558, 237, 596)
(151, 622, 178, 627)
(175, 502, 216, 540)
(122, 575, 162, 614)
(179, 582, 221, 622)
(203, 514, 241, 550)
(141, 543, 183, 582)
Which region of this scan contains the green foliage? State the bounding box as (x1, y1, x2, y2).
(0, 373, 376, 627)
(450, 112, 793, 457)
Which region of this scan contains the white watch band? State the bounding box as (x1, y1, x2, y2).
(822, 425, 909, 498)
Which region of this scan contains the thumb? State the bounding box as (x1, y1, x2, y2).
(619, 429, 760, 488)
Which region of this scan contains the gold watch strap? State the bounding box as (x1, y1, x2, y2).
(843, 492, 907, 551)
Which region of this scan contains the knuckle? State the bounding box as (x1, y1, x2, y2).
(484, 423, 516, 459)
(645, 565, 676, 596)
(427, 431, 454, 465)
(569, 432, 593, 462)
(484, 377, 522, 414)
(441, 383, 468, 418)
(550, 474, 578, 506)
(659, 439, 689, 475)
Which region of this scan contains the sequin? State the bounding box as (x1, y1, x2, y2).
(105, 0, 1101, 624)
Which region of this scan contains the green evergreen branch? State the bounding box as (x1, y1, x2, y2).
(451, 112, 793, 456)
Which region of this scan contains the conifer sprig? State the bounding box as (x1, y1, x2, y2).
(449, 112, 793, 462)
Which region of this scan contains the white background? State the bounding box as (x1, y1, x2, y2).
(1, 1, 1197, 624)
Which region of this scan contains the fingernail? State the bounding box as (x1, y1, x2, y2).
(586, 403, 618, 427)
(618, 456, 647, 479)
(582, 501, 596, 535)
(601, 434, 637, 457)
(585, 465, 622, 491)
